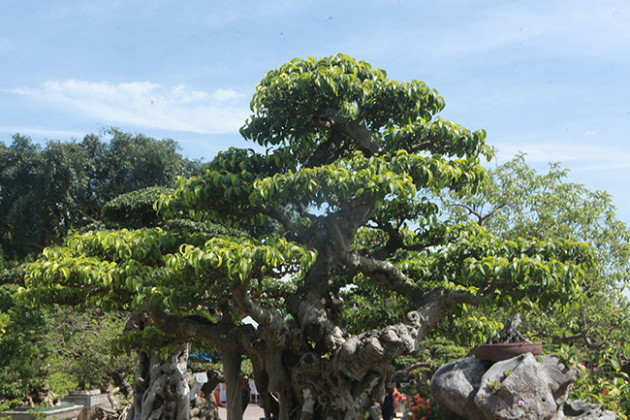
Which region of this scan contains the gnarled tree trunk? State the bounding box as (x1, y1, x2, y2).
(127, 343, 190, 420)
(242, 289, 484, 420)
(189, 370, 221, 420)
(125, 313, 191, 420)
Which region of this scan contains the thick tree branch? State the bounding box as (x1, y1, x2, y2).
(393, 361, 431, 378)
(303, 131, 346, 168)
(416, 288, 488, 333)
(286, 287, 346, 352)
(331, 288, 487, 393)
(146, 303, 254, 351)
(320, 108, 383, 155)
(328, 205, 376, 256)
(258, 204, 298, 233)
(258, 204, 319, 243)
(346, 250, 421, 301)
(369, 223, 445, 260)
(232, 282, 286, 332)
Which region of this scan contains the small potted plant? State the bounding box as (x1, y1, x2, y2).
(472, 314, 542, 362)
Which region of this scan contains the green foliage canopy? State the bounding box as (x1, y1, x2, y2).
(0, 130, 201, 260)
(0, 131, 200, 407)
(437, 154, 630, 413)
(21, 55, 593, 418)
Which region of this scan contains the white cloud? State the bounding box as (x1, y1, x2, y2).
(0, 125, 86, 139)
(212, 89, 244, 102)
(4, 81, 249, 135)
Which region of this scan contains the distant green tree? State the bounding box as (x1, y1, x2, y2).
(0, 294, 135, 406)
(0, 282, 53, 406)
(439, 154, 630, 413)
(440, 154, 630, 343)
(84, 129, 201, 216)
(0, 131, 201, 408)
(44, 307, 137, 394)
(0, 130, 202, 260)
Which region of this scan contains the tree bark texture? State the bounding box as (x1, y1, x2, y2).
(220, 350, 244, 420)
(127, 344, 190, 420)
(125, 312, 191, 420)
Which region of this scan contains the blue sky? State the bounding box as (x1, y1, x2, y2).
(1, 0, 629, 222)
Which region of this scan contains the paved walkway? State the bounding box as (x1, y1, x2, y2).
(218, 403, 265, 420)
(219, 404, 394, 419)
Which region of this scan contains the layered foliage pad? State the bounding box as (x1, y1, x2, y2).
(22, 55, 593, 417)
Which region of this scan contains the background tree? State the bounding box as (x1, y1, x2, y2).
(22, 55, 592, 420)
(0, 131, 201, 409)
(0, 280, 53, 407)
(438, 154, 630, 413)
(45, 307, 137, 394)
(0, 135, 88, 258)
(84, 129, 201, 214)
(0, 130, 201, 260)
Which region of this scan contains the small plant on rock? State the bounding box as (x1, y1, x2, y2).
(488, 378, 502, 394)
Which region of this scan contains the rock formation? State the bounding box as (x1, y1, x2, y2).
(430, 354, 615, 420)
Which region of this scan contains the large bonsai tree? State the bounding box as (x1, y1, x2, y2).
(22, 55, 591, 420)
